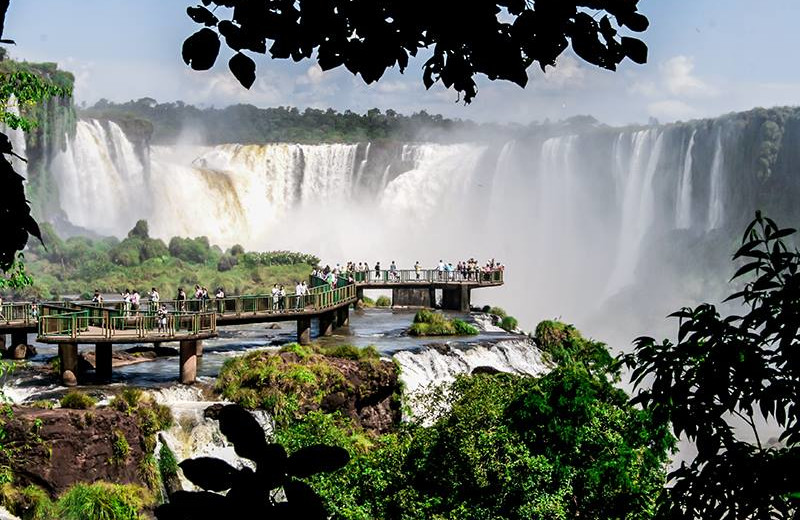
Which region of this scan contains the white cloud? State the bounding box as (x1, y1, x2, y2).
(661, 56, 716, 98)
(647, 99, 699, 121)
(541, 56, 586, 88)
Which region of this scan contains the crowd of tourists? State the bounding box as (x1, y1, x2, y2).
(317, 258, 504, 283)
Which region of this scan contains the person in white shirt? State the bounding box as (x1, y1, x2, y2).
(295, 281, 304, 309)
(149, 287, 160, 312)
(271, 284, 280, 311)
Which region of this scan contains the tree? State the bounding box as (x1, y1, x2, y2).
(624, 212, 800, 519)
(0, 0, 71, 276)
(182, 0, 649, 103)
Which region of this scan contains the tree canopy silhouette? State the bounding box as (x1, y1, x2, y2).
(183, 0, 649, 103)
(624, 212, 800, 519)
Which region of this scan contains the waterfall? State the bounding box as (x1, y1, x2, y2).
(52, 120, 148, 235)
(353, 142, 370, 192)
(3, 95, 27, 177)
(675, 130, 696, 229)
(606, 129, 664, 295)
(707, 131, 725, 231)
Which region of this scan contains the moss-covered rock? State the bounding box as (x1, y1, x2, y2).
(408, 310, 479, 336)
(217, 344, 401, 433)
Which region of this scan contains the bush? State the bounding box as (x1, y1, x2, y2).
(139, 238, 168, 261)
(489, 306, 507, 319)
(452, 319, 479, 335)
(375, 295, 391, 307)
(229, 244, 245, 256)
(110, 430, 131, 465)
(56, 482, 153, 520)
(217, 254, 238, 272)
(317, 344, 380, 361)
(127, 220, 149, 239)
(499, 316, 518, 332)
(168, 236, 211, 264)
(60, 391, 96, 410)
(158, 443, 178, 480)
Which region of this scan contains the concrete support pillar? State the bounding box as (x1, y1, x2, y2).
(460, 285, 471, 312)
(356, 288, 364, 308)
(297, 317, 311, 345)
(195, 339, 204, 358)
(59, 343, 79, 387)
(179, 340, 197, 385)
(95, 342, 112, 383)
(429, 288, 437, 309)
(318, 311, 335, 337)
(336, 306, 350, 328)
(392, 287, 434, 308)
(10, 331, 26, 348)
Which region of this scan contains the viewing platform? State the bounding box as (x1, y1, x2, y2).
(0, 268, 503, 386)
(353, 268, 504, 311)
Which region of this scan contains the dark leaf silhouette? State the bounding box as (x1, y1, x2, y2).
(287, 444, 350, 478)
(182, 27, 221, 70)
(156, 404, 350, 519)
(179, 458, 240, 492)
(229, 52, 256, 89)
(182, 0, 649, 103)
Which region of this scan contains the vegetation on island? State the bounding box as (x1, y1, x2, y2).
(408, 309, 479, 336)
(486, 306, 520, 332)
(9, 219, 318, 300)
(2, 482, 153, 520)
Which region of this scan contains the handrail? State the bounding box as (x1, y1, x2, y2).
(350, 268, 504, 284)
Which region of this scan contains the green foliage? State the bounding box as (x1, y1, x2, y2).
(59, 391, 96, 410)
(499, 315, 518, 332)
(625, 212, 800, 519)
(216, 254, 237, 272)
(489, 306, 507, 318)
(110, 430, 131, 466)
(280, 342, 314, 359)
(0, 254, 34, 289)
(315, 344, 380, 362)
(137, 454, 160, 495)
(535, 320, 615, 377)
(168, 236, 211, 264)
(374, 295, 391, 307)
(7, 484, 56, 520)
(55, 482, 153, 520)
(360, 295, 375, 307)
(409, 310, 478, 336)
(158, 443, 178, 480)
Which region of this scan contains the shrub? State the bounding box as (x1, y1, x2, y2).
(168, 236, 211, 264)
(56, 482, 153, 520)
(158, 443, 178, 480)
(217, 254, 238, 272)
(375, 295, 391, 307)
(229, 244, 245, 256)
(110, 430, 131, 465)
(60, 391, 96, 410)
(452, 319, 479, 335)
(361, 295, 375, 307)
(499, 316, 518, 332)
(316, 344, 380, 361)
(280, 343, 314, 359)
(489, 306, 507, 319)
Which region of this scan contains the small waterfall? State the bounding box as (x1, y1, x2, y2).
(606, 129, 665, 295)
(353, 142, 371, 192)
(393, 339, 549, 423)
(3, 95, 27, 177)
(675, 130, 696, 229)
(707, 131, 725, 231)
(298, 144, 358, 204)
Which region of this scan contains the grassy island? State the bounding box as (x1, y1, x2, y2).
(408, 309, 479, 336)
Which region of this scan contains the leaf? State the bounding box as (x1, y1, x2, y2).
(621, 37, 647, 64)
(283, 480, 327, 519)
(217, 404, 269, 462)
(187, 6, 219, 27)
(287, 444, 350, 478)
(182, 28, 221, 71)
(179, 457, 239, 491)
(229, 52, 256, 89)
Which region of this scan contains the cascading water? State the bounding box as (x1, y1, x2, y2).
(675, 130, 696, 229)
(707, 131, 725, 231)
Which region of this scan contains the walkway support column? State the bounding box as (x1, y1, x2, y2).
(460, 286, 471, 312)
(336, 306, 350, 328)
(59, 343, 79, 387)
(179, 340, 197, 384)
(10, 331, 26, 348)
(297, 317, 311, 345)
(392, 288, 433, 308)
(318, 311, 335, 337)
(429, 287, 437, 309)
(356, 288, 364, 308)
(195, 339, 204, 358)
(441, 286, 471, 312)
(95, 342, 112, 383)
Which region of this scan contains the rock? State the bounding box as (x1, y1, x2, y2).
(81, 350, 158, 370)
(471, 365, 502, 375)
(265, 323, 281, 330)
(3, 407, 149, 497)
(9, 345, 26, 360)
(62, 370, 77, 387)
(203, 403, 224, 420)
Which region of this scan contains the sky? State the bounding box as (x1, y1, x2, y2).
(6, 1, 800, 126)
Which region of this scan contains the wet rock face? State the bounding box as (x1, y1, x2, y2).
(2, 407, 148, 497)
(315, 355, 401, 433)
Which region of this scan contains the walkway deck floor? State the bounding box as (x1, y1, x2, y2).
(37, 325, 216, 344)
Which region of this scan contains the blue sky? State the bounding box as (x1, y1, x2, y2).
(7, 1, 800, 125)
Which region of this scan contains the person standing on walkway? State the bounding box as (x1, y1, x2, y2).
(177, 288, 187, 312)
(122, 289, 132, 317)
(271, 284, 280, 311)
(149, 287, 160, 312)
(374, 261, 381, 281)
(390, 261, 397, 282)
(415, 261, 421, 280)
(131, 290, 141, 313)
(295, 280, 304, 309)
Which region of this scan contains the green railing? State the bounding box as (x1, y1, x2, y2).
(0, 302, 33, 324)
(39, 309, 216, 340)
(352, 268, 504, 284)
